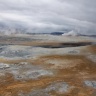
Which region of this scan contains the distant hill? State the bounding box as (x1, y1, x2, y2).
(50, 32, 64, 35)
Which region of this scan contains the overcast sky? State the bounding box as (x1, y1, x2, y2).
(0, 0, 96, 34)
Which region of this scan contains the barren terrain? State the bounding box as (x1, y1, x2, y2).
(0, 34, 96, 96)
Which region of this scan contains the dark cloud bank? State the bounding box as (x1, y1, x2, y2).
(0, 0, 96, 35)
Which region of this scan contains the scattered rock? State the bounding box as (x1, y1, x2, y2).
(0, 62, 53, 80)
(13, 69, 53, 80)
(68, 50, 79, 54)
(0, 63, 10, 69)
(18, 81, 73, 96)
(45, 82, 73, 94)
(84, 80, 96, 89)
(88, 54, 96, 63)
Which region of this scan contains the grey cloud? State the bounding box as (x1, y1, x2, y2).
(0, 0, 96, 35)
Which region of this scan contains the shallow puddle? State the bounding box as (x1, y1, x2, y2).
(35, 42, 93, 48)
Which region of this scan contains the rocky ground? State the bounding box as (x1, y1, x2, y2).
(0, 34, 96, 96)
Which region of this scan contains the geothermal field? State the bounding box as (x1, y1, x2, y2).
(0, 34, 96, 96)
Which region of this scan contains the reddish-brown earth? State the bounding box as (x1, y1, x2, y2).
(0, 35, 96, 96)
